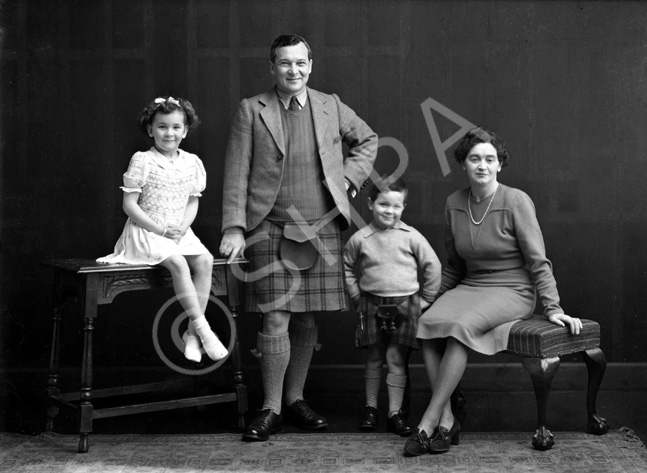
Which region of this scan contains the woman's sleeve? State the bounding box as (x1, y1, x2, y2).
(438, 204, 466, 295)
(120, 152, 148, 193)
(513, 191, 563, 317)
(190, 156, 207, 197)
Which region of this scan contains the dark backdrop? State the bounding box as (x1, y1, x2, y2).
(2, 0, 647, 428)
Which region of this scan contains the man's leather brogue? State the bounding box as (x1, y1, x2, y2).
(287, 399, 328, 430)
(242, 409, 283, 441)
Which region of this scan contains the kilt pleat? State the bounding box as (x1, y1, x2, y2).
(243, 219, 347, 314)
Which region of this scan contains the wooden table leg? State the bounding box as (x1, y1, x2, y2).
(230, 305, 248, 430)
(77, 274, 99, 453)
(77, 315, 94, 453)
(46, 289, 63, 431)
(224, 263, 248, 430)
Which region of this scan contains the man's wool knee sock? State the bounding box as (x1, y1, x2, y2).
(283, 324, 318, 406)
(257, 331, 290, 414)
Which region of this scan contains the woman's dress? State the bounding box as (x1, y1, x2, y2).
(97, 147, 210, 265)
(416, 184, 563, 354)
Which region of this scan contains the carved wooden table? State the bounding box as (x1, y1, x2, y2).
(42, 258, 248, 453)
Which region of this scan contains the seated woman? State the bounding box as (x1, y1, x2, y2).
(404, 129, 583, 456)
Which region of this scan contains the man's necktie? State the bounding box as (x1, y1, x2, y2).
(289, 96, 300, 111)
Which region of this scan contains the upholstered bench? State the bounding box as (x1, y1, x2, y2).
(505, 315, 609, 450)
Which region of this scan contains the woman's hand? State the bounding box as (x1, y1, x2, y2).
(548, 313, 583, 335)
(420, 299, 432, 311)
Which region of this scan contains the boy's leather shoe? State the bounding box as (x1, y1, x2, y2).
(287, 400, 328, 430)
(359, 406, 379, 431)
(387, 412, 413, 437)
(242, 409, 283, 441)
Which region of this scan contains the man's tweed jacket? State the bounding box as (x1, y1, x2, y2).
(222, 87, 378, 232)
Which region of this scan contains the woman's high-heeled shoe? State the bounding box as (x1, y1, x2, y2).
(182, 331, 202, 363)
(428, 420, 460, 453)
(403, 428, 431, 456)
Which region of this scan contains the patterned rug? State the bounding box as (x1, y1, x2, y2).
(0, 428, 645, 472)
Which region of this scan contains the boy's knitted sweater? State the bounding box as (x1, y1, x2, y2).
(343, 220, 441, 303)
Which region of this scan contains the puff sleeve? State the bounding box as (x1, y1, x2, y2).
(120, 152, 149, 193)
(190, 156, 207, 197)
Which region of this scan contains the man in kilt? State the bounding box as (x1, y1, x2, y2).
(219, 34, 378, 441)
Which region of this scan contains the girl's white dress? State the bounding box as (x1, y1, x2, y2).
(97, 147, 211, 265)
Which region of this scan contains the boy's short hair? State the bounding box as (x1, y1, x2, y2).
(368, 174, 408, 203)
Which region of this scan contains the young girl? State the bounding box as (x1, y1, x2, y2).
(343, 176, 442, 437)
(97, 96, 227, 363)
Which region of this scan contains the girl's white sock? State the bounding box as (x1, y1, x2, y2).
(193, 316, 228, 361)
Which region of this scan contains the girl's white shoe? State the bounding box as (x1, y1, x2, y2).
(192, 315, 228, 361)
(200, 331, 228, 361)
(182, 331, 202, 363)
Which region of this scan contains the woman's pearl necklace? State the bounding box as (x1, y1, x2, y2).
(468, 184, 499, 225)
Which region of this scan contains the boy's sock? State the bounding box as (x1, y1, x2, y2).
(192, 316, 228, 361)
(364, 366, 383, 408)
(283, 324, 318, 405)
(257, 331, 291, 414)
(386, 373, 407, 417)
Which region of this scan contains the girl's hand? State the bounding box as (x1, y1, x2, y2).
(548, 313, 582, 335)
(162, 224, 186, 241)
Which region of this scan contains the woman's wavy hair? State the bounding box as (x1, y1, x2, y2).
(454, 128, 509, 168)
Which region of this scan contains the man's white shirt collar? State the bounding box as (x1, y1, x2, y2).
(276, 87, 308, 110)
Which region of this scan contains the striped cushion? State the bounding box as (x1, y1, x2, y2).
(506, 315, 601, 358)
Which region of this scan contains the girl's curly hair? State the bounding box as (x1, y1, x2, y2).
(137, 96, 200, 136)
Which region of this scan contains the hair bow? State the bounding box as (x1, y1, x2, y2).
(154, 96, 180, 106)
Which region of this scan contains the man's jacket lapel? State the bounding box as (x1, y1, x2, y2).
(259, 90, 286, 156)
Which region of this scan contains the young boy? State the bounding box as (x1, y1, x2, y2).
(343, 175, 442, 436)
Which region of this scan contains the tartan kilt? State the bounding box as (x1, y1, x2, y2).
(355, 293, 422, 350)
(243, 219, 347, 314)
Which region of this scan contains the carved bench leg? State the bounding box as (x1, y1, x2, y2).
(581, 347, 609, 435)
(521, 356, 560, 451)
